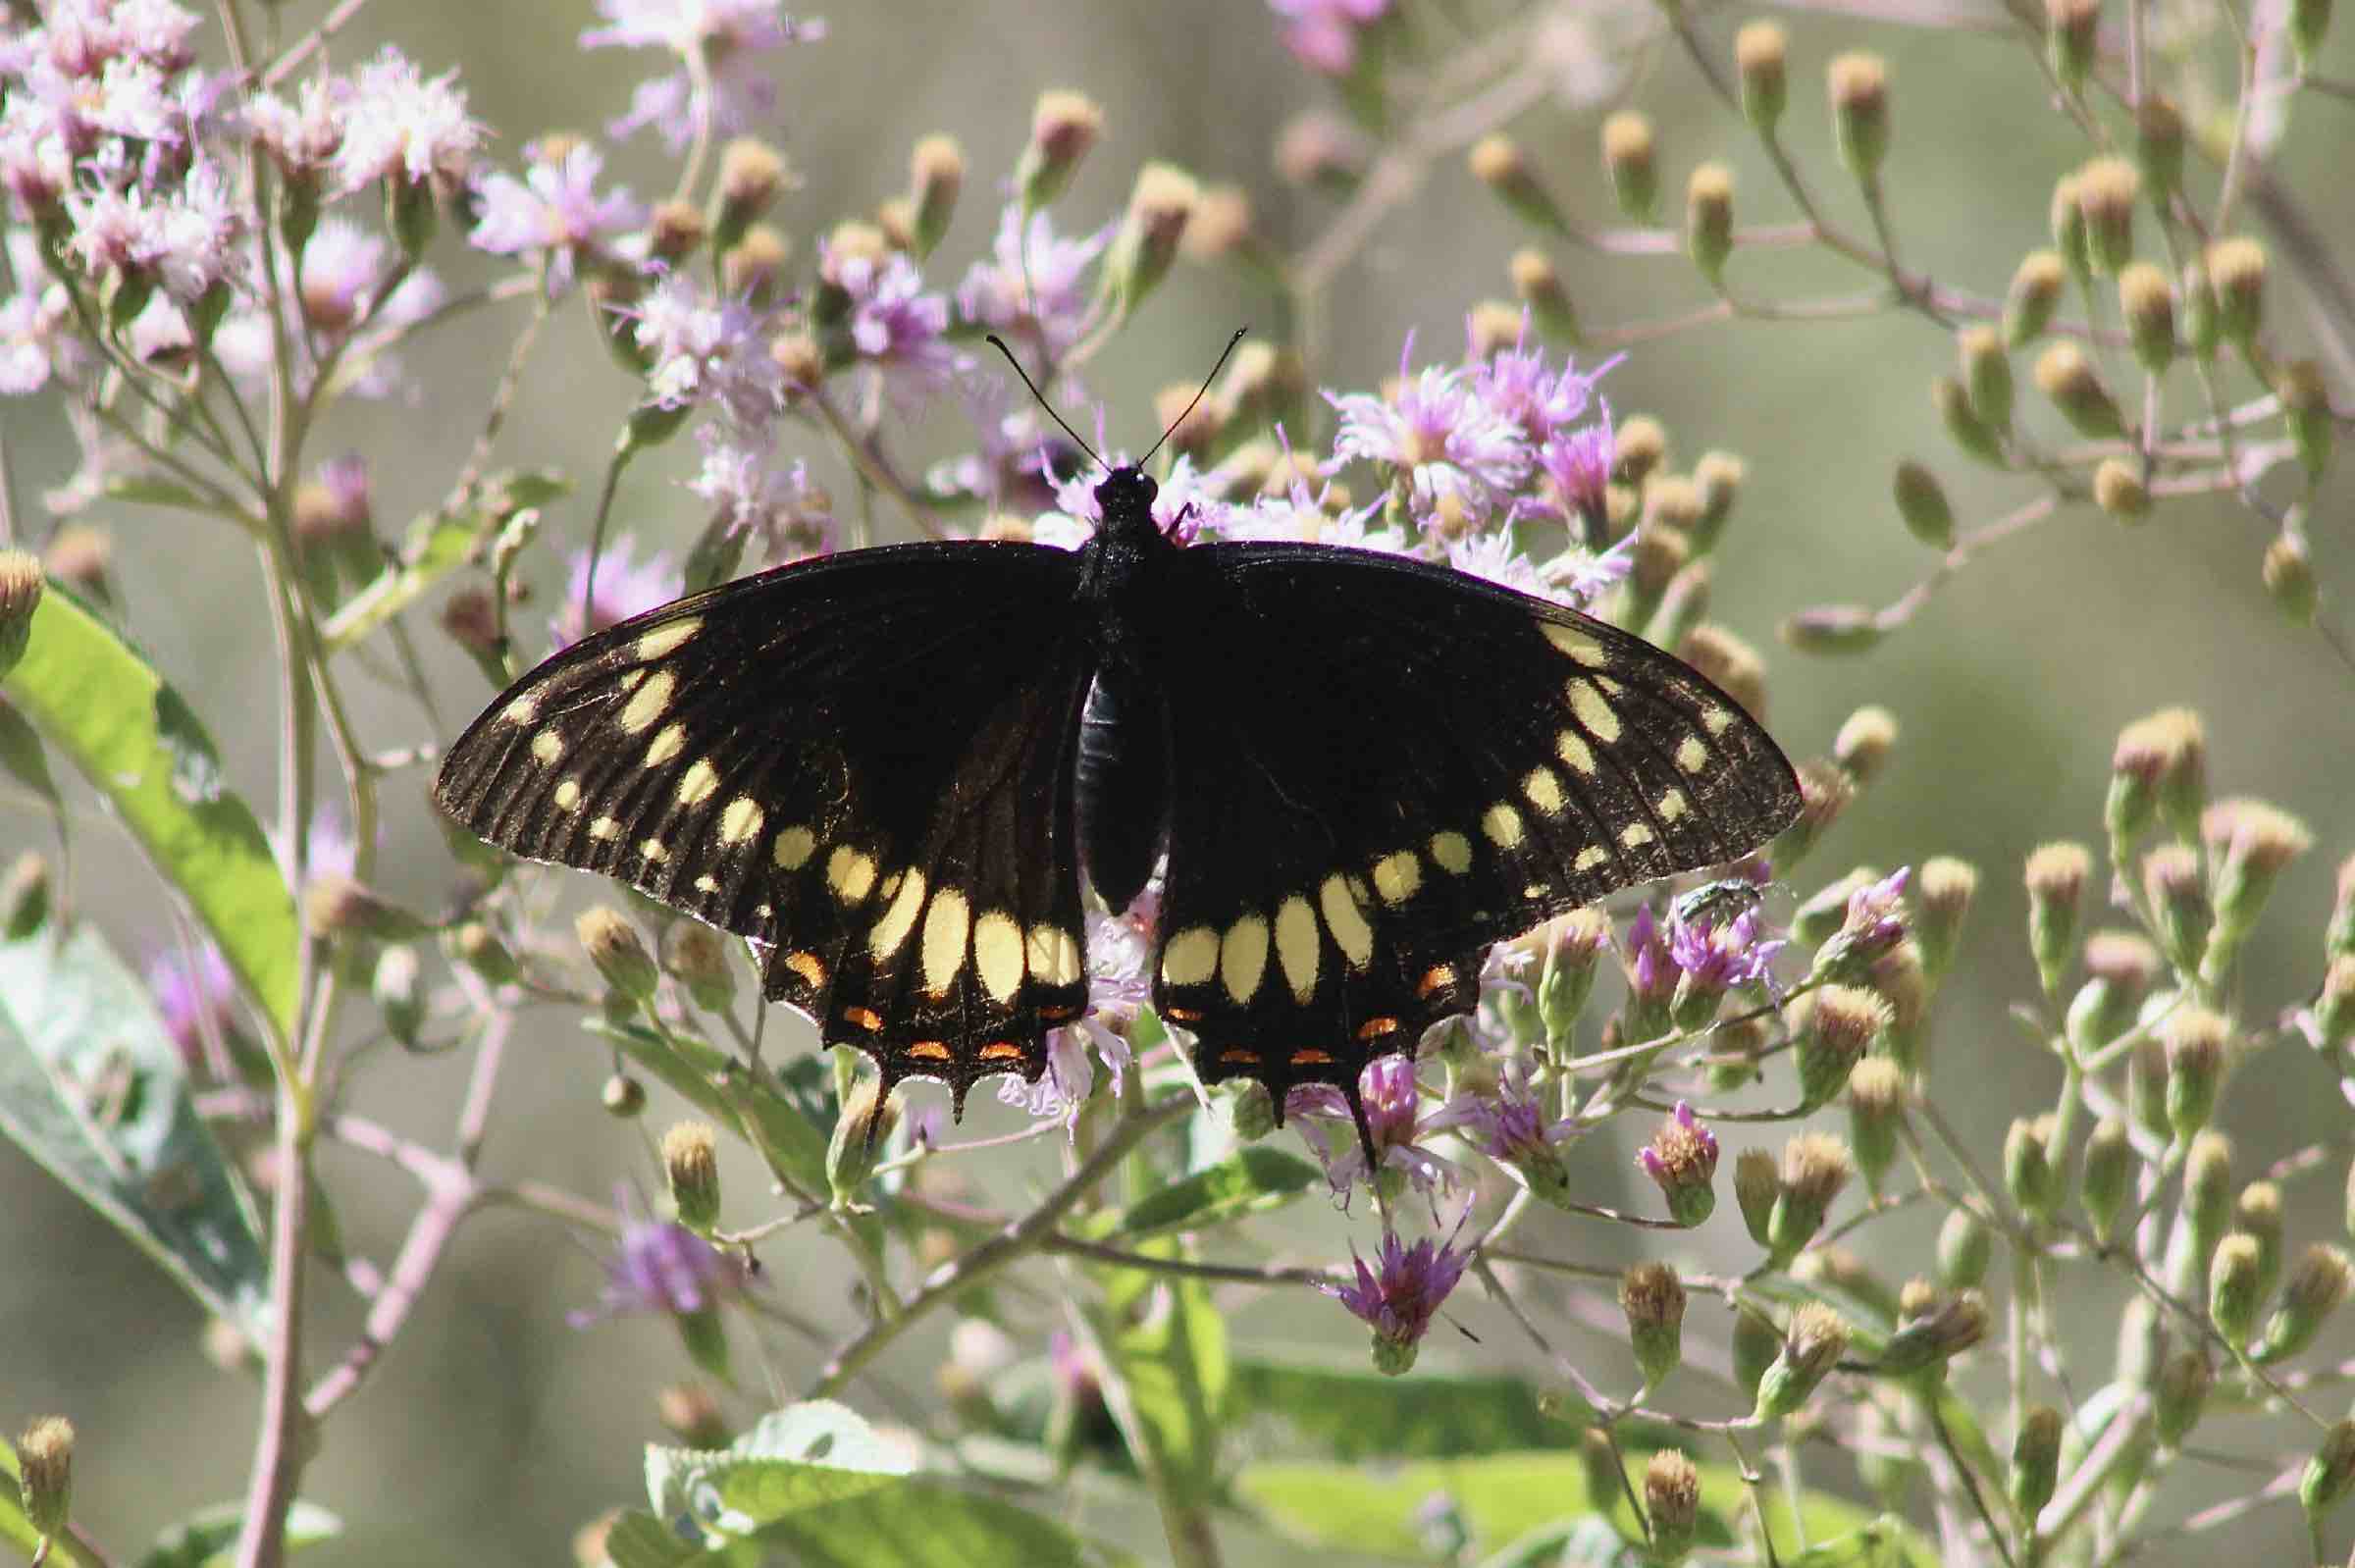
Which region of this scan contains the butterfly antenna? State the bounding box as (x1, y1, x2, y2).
(1140, 326, 1249, 470)
(985, 333, 1106, 474)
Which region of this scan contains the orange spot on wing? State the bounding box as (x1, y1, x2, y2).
(1355, 1016, 1401, 1040)
(1416, 964, 1457, 998)
(1038, 1003, 1081, 1021)
(784, 951, 826, 989)
(1288, 1048, 1335, 1066)
(977, 1040, 1023, 1062)
(907, 1039, 952, 1061)
(843, 1006, 884, 1032)
(1165, 1005, 1204, 1022)
(1219, 1048, 1260, 1066)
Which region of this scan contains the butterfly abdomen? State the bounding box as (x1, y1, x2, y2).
(1074, 671, 1169, 915)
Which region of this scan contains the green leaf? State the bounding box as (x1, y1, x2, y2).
(647, 1401, 914, 1532)
(320, 467, 570, 655)
(602, 1511, 713, 1568)
(101, 473, 240, 515)
(1229, 1360, 1588, 1459)
(1236, 1451, 1933, 1564)
(136, 1500, 341, 1567)
(1, 587, 297, 1043)
(0, 698, 62, 811)
(0, 924, 270, 1334)
(756, 1481, 1120, 1567)
(587, 1018, 830, 1198)
(1477, 1517, 1641, 1568)
(1092, 1243, 1229, 1506)
(1089, 1146, 1321, 1241)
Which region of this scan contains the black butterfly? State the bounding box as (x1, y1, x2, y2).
(435, 344, 1803, 1168)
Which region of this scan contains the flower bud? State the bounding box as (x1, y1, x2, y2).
(447, 920, 520, 988)
(1614, 415, 1669, 487)
(1848, 1057, 1907, 1194)
(2092, 457, 2149, 522)
(17, 1415, 72, 1540)
(304, 873, 430, 944)
(1599, 110, 1657, 222)
(1016, 89, 1103, 211)
(1686, 162, 1735, 289)
(2050, 172, 2091, 277)
(1827, 52, 1890, 182)
(602, 1072, 646, 1118)
(0, 549, 43, 681)
(2081, 1116, 2131, 1245)
(2022, 840, 2091, 995)
(1891, 459, 1954, 550)
(2181, 1129, 2234, 1287)
(646, 199, 705, 264)
(2144, 845, 2213, 975)
(1733, 1305, 1780, 1402)
(2255, 1243, 2354, 1363)
(1771, 764, 1856, 879)
(2262, 526, 2317, 626)
(2005, 250, 2067, 345)
(2118, 261, 2176, 374)
(2137, 95, 2185, 203)
(2047, 0, 2101, 89)
(1731, 20, 1790, 132)
(576, 906, 658, 1004)
(2209, 1231, 2263, 1345)
(655, 1383, 729, 1448)
(1620, 1260, 1686, 1392)
(1792, 869, 1873, 951)
(1540, 908, 1610, 1051)
(2110, 706, 2202, 847)
(2205, 236, 2266, 349)
(1107, 163, 1199, 317)
(1780, 604, 1884, 656)
(712, 138, 788, 254)
(2202, 797, 2312, 972)
(2277, 359, 2332, 480)
(2236, 1181, 2285, 1301)
(721, 223, 788, 308)
(1937, 1206, 1992, 1289)
(1954, 323, 2015, 437)
(1753, 1303, 1850, 1420)
(1508, 247, 1578, 343)
(2006, 1114, 2063, 1225)
(1275, 110, 1365, 189)
(1798, 986, 1889, 1113)
(1638, 1101, 1720, 1228)
(2, 851, 48, 939)
(1932, 375, 2007, 466)
(373, 944, 425, 1046)
(1913, 857, 1977, 983)
(2163, 1008, 2229, 1142)
(905, 133, 964, 258)
(1181, 184, 1252, 264)
(662, 1121, 721, 1229)
(2300, 1420, 2355, 1527)
(1735, 1145, 1779, 1250)
(1643, 1449, 1701, 1561)
(2012, 1403, 2064, 1518)
(2291, 0, 2334, 66)
(2154, 1346, 2212, 1448)
(1678, 623, 1767, 717)
(2075, 156, 2139, 274)
(2033, 341, 2124, 437)
(828, 1076, 902, 1198)
(1834, 705, 1899, 788)
(1469, 133, 1567, 235)
(1769, 1132, 1855, 1265)
(662, 922, 738, 1014)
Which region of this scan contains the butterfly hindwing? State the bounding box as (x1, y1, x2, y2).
(1148, 543, 1805, 1123)
(433, 542, 1096, 1109)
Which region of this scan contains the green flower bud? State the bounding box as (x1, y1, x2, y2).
(720, 223, 788, 309)
(2, 850, 49, 940)
(2110, 707, 2203, 847)
(1956, 323, 2015, 436)
(1796, 986, 1889, 1113)
(2209, 1231, 2263, 1345)
(1827, 53, 1890, 182)
(2118, 261, 2176, 375)
(2128, 1033, 2171, 1145)
(2024, 840, 2092, 995)
(1539, 908, 1610, 1052)
(2316, 954, 2355, 1054)
(0, 549, 41, 682)
(2050, 172, 2091, 277)
(1643, 1449, 1701, 1561)
(2011, 1404, 2064, 1519)
(373, 944, 425, 1047)
(448, 920, 521, 988)
(1106, 163, 1200, 317)
(1599, 110, 1657, 223)
(1014, 90, 1103, 212)
(2206, 236, 2267, 350)
(602, 1072, 647, 1118)
(2276, 359, 2333, 480)
(1933, 375, 2007, 466)
(1769, 1132, 1855, 1265)
(2074, 156, 2139, 275)
(1639, 1102, 1722, 1228)
(1892, 459, 1954, 550)
(656, 1383, 730, 1448)
(1938, 1207, 1993, 1290)
(17, 1415, 72, 1540)
(303, 873, 432, 944)
(663, 1121, 722, 1230)
(2047, 0, 2100, 91)
(2291, 0, 2335, 66)
(2237, 1181, 2286, 1301)
(2145, 845, 2214, 974)
(1734, 20, 1789, 131)
(907, 133, 965, 258)
(1686, 162, 1736, 289)
(2255, 1243, 2354, 1363)
(1753, 1302, 1851, 1420)
(1733, 1305, 1780, 1403)
(2264, 527, 2318, 627)
(2300, 1420, 2355, 1528)
(1736, 1145, 1780, 1250)
(576, 906, 659, 1004)
(1914, 857, 1978, 983)
(1620, 1260, 1687, 1393)
(1690, 450, 1745, 551)
(2081, 1117, 2132, 1246)
(828, 1077, 902, 1201)
(2154, 1347, 2212, 1448)
(710, 136, 788, 254)
(2006, 1114, 2063, 1225)
(1509, 247, 1579, 343)
(2068, 932, 2157, 1053)
(2201, 797, 2313, 978)
(2005, 250, 2067, 345)
(1848, 1057, 1907, 1193)
(2181, 1128, 2235, 1285)
(1780, 603, 1884, 655)
(2136, 96, 2185, 204)
(2093, 457, 2150, 522)
(2033, 341, 2124, 438)
(646, 199, 706, 265)
(2330, 854, 2355, 960)
(1469, 132, 1567, 235)
(663, 921, 739, 1014)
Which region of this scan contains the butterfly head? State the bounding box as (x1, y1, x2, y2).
(1092, 465, 1161, 538)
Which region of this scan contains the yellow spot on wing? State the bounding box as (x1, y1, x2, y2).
(1702, 706, 1734, 736)
(1319, 874, 1374, 968)
(531, 729, 563, 764)
(1275, 896, 1319, 1000)
(645, 722, 687, 768)
(920, 889, 970, 997)
(1575, 846, 1608, 871)
(1163, 925, 1218, 987)
(1372, 851, 1422, 904)
(1568, 678, 1622, 743)
(1677, 735, 1709, 772)
(867, 868, 926, 959)
(695, 874, 719, 894)
(1221, 915, 1269, 1004)
(973, 912, 1023, 1004)
(1482, 802, 1525, 848)
(677, 758, 719, 806)
(1541, 620, 1610, 668)
(826, 845, 877, 903)
(718, 797, 763, 845)
(1026, 924, 1082, 986)
(1523, 764, 1566, 815)
(1620, 822, 1655, 849)
(1557, 729, 1596, 776)
(552, 779, 582, 811)
(589, 815, 620, 841)
(1657, 788, 1688, 820)
(773, 825, 816, 869)
(501, 693, 540, 724)
(617, 668, 675, 735)
(1430, 830, 1473, 874)
(783, 950, 825, 990)
(640, 838, 667, 862)
(635, 617, 702, 660)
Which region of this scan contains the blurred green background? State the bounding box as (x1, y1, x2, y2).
(4, 0, 2352, 1562)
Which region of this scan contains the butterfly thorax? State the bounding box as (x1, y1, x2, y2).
(1073, 466, 1183, 913)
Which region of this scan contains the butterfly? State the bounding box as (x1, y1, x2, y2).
(434, 339, 1805, 1169)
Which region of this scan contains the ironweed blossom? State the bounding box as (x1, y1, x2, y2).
(1323, 1211, 1472, 1375)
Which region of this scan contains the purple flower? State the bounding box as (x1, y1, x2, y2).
(1473, 325, 1610, 447)
(469, 140, 645, 294)
(689, 435, 836, 566)
(63, 178, 164, 278)
(552, 534, 682, 648)
(569, 1198, 752, 1327)
(1270, 0, 1389, 76)
(999, 902, 1146, 1133)
(1, 233, 76, 395)
(1637, 1101, 1719, 1227)
(627, 271, 783, 430)
(1431, 1071, 1578, 1167)
(148, 941, 236, 1071)
(78, 55, 181, 143)
(1443, 529, 1552, 600)
(1327, 338, 1529, 528)
(1619, 904, 1675, 1003)
(827, 243, 958, 401)
(1840, 866, 1911, 957)
(1289, 1054, 1462, 1199)
(0, 96, 73, 214)
(1321, 1212, 1472, 1375)
(1668, 906, 1785, 993)
(955, 204, 1109, 361)
(244, 76, 347, 177)
(335, 47, 482, 190)
(1041, 453, 1228, 549)
(1527, 420, 1615, 533)
(583, 0, 826, 153)
(149, 156, 239, 301)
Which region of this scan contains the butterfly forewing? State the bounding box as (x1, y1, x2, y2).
(1148, 544, 1804, 1121)
(434, 543, 1097, 1106)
